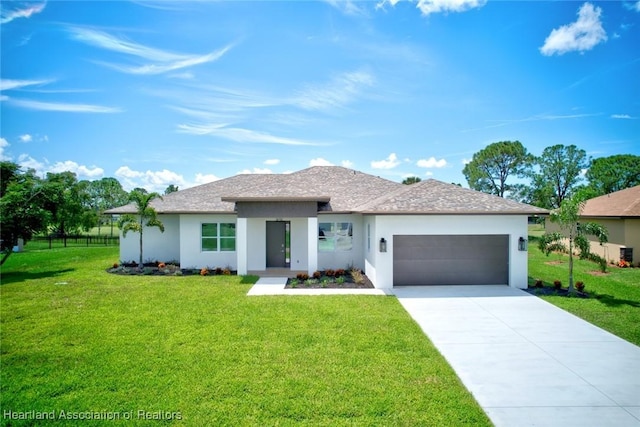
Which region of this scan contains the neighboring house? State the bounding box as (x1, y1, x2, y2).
(106, 167, 547, 289)
(578, 186, 640, 264)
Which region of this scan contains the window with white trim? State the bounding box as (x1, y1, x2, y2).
(201, 223, 236, 252)
(318, 222, 352, 252)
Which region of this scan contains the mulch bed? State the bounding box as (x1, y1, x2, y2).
(525, 286, 589, 298)
(284, 272, 374, 289)
(106, 263, 236, 276)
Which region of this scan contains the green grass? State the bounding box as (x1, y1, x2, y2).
(528, 231, 640, 346)
(1, 247, 490, 426)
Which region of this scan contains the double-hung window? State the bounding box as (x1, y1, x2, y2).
(318, 222, 352, 252)
(201, 223, 236, 252)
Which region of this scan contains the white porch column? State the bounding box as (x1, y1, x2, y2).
(237, 218, 248, 275)
(307, 217, 318, 274)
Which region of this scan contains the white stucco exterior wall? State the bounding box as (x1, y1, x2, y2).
(369, 215, 529, 289)
(179, 214, 237, 270)
(119, 214, 180, 263)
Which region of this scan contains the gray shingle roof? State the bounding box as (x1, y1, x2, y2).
(358, 179, 548, 215)
(105, 167, 548, 216)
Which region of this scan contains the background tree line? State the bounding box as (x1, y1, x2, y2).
(0, 161, 179, 264)
(460, 142, 639, 209)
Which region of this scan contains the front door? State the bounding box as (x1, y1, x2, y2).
(266, 221, 290, 268)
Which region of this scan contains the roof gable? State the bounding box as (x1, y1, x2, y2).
(581, 185, 640, 217)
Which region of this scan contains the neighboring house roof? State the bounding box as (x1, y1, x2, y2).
(580, 185, 640, 218)
(106, 166, 548, 216)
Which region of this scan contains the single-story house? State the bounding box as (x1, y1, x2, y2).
(577, 185, 640, 264)
(107, 166, 548, 289)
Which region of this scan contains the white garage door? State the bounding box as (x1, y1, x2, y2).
(393, 235, 509, 286)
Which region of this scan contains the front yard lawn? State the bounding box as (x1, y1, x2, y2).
(1, 247, 490, 426)
(528, 236, 640, 346)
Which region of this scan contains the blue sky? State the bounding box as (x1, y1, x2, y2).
(2, 0, 639, 192)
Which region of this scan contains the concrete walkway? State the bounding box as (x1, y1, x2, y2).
(393, 285, 640, 427)
(247, 277, 389, 296)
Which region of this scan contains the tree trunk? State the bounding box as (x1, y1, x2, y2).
(138, 217, 144, 268)
(0, 250, 12, 267)
(568, 231, 574, 293)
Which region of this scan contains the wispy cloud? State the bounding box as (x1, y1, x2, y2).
(463, 112, 601, 132)
(293, 70, 375, 111)
(177, 123, 325, 146)
(540, 2, 607, 56)
(624, 1, 640, 12)
(324, 0, 368, 17)
(264, 159, 280, 166)
(68, 27, 234, 75)
(1, 1, 46, 24)
(0, 78, 52, 91)
(19, 134, 33, 143)
(371, 153, 401, 169)
(9, 98, 122, 113)
(376, 0, 486, 16)
(611, 114, 635, 119)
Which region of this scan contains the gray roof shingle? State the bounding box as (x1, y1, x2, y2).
(105, 166, 548, 216)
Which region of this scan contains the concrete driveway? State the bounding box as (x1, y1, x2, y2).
(393, 285, 640, 427)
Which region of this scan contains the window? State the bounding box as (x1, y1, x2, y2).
(319, 222, 352, 252)
(202, 223, 236, 252)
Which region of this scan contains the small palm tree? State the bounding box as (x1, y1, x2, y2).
(538, 192, 607, 293)
(118, 190, 164, 267)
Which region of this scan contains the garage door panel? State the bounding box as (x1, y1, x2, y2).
(393, 235, 508, 286)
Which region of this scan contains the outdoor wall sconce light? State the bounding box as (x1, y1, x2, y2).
(379, 238, 387, 253)
(518, 237, 528, 251)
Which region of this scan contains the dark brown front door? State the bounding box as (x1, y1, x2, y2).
(266, 221, 290, 268)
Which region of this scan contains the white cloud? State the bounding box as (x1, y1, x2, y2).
(194, 173, 219, 185)
(371, 153, 401, 169)
(50, 161, 104, 179)
(417, 156, 447, 168)
(0, 1, 46, 24)
(611, 114, 634, 119)
(416, 0, 486, 16)
(115, 166, 187, 192)
(294, 70, 375, 112)
(341, 160, 354, 168)
(69, 27, 234, 75)
(376, 0, 485, 15)
(540, 3, 607, 56)
(19, 134, 32, 143)
(17, 154, 44, 172)
(462, 158, 471, 165)
(309, 157, 334, 167)
(13, 155, 105, 180)
(238, 168, 273, 174)
(0, 78, 52, 91)
(9, 98, 122, 113)
(264, 159, 280, 165)
(0, 138, 10, 160)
